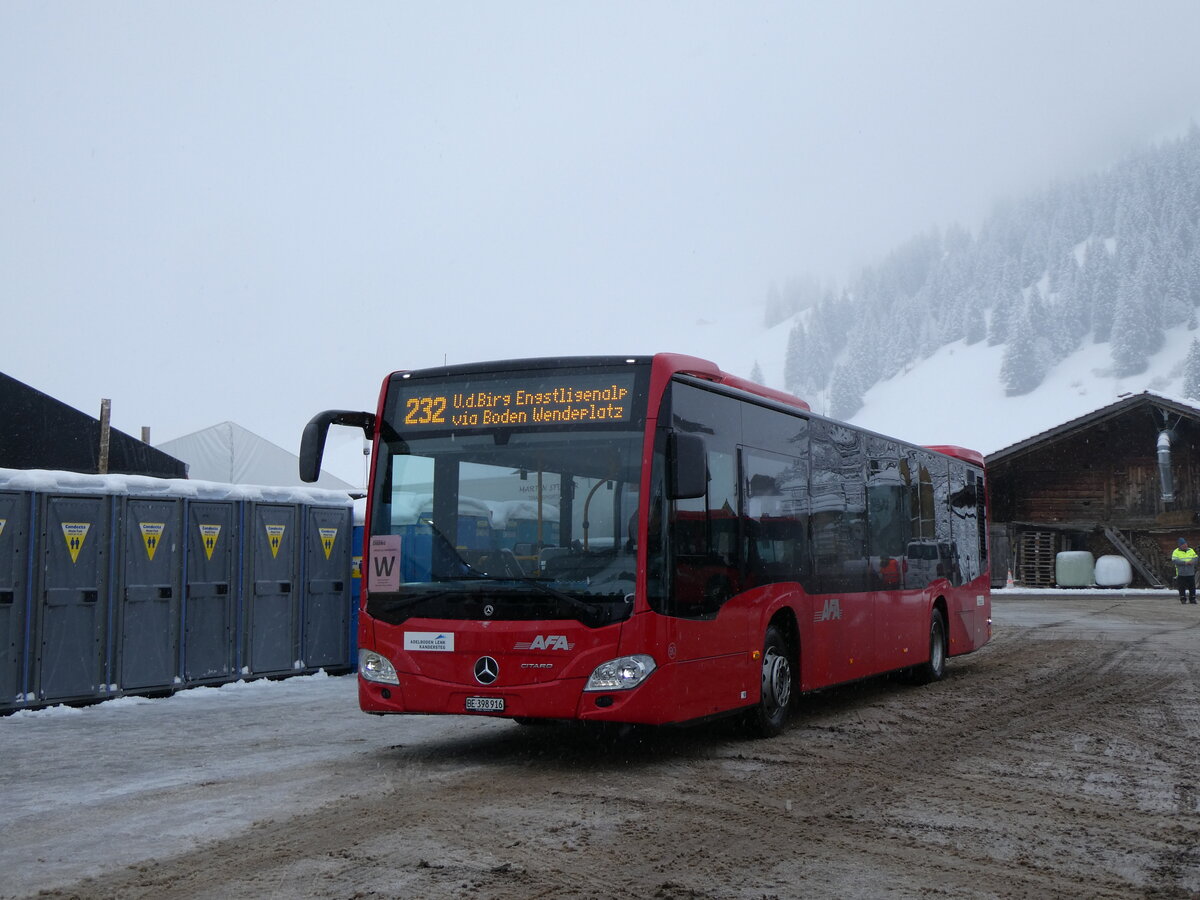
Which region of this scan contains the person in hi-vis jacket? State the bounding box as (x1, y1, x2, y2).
(1172, 538, 1197, 604)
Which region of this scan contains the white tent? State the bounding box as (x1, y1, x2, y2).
(157, 421, 355, 490)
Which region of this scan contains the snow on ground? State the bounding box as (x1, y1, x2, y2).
(0, 672, 507, 896)
(1, 586, 1183, 897)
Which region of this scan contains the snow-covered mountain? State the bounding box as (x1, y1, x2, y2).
(849, 319, 1199, 456)
(760, 127, 1200, 426)
(715, 126, 1200, 457)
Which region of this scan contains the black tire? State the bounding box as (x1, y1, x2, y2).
(746, 623, 794, 738)
(909, 608, 947, 685)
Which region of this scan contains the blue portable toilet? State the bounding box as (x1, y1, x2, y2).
(242, 500, 300, 677)
(301, 501, 353, 672)
(182, 498, 240, 686)
(34, 492, 114, 705)
(114, 496, 184, 694)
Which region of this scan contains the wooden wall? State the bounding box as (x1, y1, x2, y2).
(990, 413, 1200, 530)
(988, 403, 1200, 586)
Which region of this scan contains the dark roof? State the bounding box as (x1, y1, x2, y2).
(0, 371, 187, 478)
(986, 391, 1200, 467)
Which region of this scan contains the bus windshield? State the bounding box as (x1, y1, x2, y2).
(367, 364, 648, 627)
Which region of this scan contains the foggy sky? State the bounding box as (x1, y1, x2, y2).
(4, 1, 1200, 477)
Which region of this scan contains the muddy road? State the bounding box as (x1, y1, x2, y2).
(6, 592, 1200, 899)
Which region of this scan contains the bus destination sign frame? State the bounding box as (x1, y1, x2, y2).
(393, 371, 640, 431)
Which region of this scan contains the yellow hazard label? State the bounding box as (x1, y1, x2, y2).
(318, 527, 338, 560)
(139, 522, 166, 561)
(0, 519, 5, 538)
(352, 555, 362, 579)
(62, 522, 91, 563)
(265, 524, 286, 558)
(199, 524, 221, 560)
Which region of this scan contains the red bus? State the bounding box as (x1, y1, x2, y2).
(300, 354, 990, 736)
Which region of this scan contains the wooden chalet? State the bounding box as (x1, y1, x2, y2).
(985, 392, 1200, 588)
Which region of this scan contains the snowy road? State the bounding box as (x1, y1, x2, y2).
(4, 592, 1200, 899)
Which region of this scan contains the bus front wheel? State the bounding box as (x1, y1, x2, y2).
(747, 623, 793, 738)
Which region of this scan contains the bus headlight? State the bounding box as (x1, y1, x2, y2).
(359, 649, 400, 685)
(584, 655, 656, 691)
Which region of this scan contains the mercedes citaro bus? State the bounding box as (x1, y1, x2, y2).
(301, 354, 990, 737)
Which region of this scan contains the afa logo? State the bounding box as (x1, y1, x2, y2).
(513, 635, 575, 651)
(813, 598, 842, 623)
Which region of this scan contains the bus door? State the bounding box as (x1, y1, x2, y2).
(662, 438, 753, 718)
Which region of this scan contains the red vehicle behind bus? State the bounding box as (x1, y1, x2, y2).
(301, 354, 990, 736)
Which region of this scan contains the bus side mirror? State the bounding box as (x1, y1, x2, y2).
(299, 410, 375, 483)
(669, 433, 707, 500)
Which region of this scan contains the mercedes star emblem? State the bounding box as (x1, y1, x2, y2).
(474, 656, 499, 685)
(483, 604, 495, 617)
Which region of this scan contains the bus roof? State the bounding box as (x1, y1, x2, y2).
(653, 353, 812, 413)
(924, 445, 985, 466)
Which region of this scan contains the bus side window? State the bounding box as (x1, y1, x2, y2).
(810, 421, 868, 594)
(742, 448, 808, 587)
(867, 439, 907, 589)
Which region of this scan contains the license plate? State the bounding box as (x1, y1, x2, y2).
(465, 696, 505, 712)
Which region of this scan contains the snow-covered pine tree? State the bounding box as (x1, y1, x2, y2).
(799, 300, 841, 391)
(1188, 241, 1200, 308)
(964, 296, 987, 345)
(1110, 270, 1152, 376)
(783, 322, 806, 394)
(750, 360, 764, 384)
(987, 287, 1020, 346)
(1000, 308, 1045, 395)
(1184, 339, 1200, 400)
(1162, 253, 1191, 327)
(1089, 244, 1118, 343)
(1053, 275, 1089, 354)
(828, 360, 866, 419)
(1018, 207, 1050, 285)
(1134, 248, 1166, 356)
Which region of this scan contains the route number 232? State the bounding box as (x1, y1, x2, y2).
(404, 396, 447, 425)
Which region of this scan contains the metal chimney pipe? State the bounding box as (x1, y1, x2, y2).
(1157, 429, 1175, 503)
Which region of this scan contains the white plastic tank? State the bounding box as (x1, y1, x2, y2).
(1055, 551, 1095, 587)
(1094, 554, 1133, 587)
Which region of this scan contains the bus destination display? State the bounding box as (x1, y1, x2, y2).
(395, 372, 638, 429)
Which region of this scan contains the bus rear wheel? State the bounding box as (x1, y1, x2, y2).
(747, 623, 793, 738)
(908, 608, 947, 685)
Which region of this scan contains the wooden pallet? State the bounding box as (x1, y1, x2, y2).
(1017, 530, 1057, 587)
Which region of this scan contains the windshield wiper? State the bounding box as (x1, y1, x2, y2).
(419, 517, 490, 580)
(508, 575, 617, 627)
(418, 517, 626, 627)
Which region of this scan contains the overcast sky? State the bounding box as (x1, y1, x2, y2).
(5, 1, 1200, 477)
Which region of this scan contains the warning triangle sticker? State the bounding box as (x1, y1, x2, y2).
(265, 524, 286, 558)
(0, 519, 6, 538)
(199, 524, 221, 560)
(62, 522, 91, 563)
(318, 527, 338, 560)
(139, 522, 166, 561)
